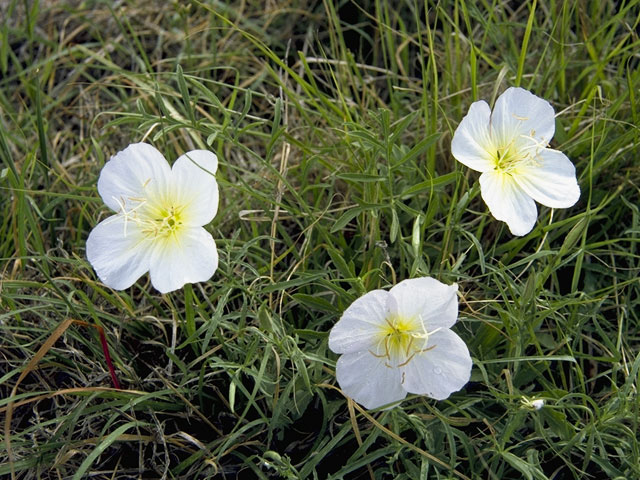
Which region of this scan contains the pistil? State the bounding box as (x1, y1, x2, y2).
(372, 315, 437, 368)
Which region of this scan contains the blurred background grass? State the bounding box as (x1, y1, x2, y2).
(1, 0, 639, 478)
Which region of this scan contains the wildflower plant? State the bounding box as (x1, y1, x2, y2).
(451, 87, 580, 235)
(328, 277, 472, 409)
(86, 143, 220, 293)
(4, 3, 639, 479)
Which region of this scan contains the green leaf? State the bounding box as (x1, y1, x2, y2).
(400, 172, 458, 198)
(176, 64, 195, 124)
(336, 173, 386, 182)
(396, 132, 441, 167)
(292, 293, 339, 313)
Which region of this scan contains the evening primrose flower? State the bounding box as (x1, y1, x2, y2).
(531, 399, 545, 410)
(86, 143, 219, 293)
(521, 397, 545, 410)
(451, 87, 580, 236)
(328, 277, 472, 409)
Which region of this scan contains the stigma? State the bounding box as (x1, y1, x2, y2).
(371, 315, 436, 369)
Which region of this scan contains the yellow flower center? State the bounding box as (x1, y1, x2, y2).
(113, 182, 187, 240)
(142, 204, 184, 238)
(492, 130, 546, 174)
(372, 315, 436, 368)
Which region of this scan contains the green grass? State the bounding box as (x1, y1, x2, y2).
(1, 0, 639, 478)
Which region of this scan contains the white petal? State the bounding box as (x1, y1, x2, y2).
(176, 149, 218, 174)
(491, 87, 556, 149)
(335, 350, 406, 409)
(514, 149, 580, 208)
(401, 329, 472, 400)
(98, 143, 172, 213)
(388, 278, 458, 330)
(147, 227, 218, 293)
(479, 170, 538, 236)
(171, 150, 219, 226)
(451, 100, 496, 172)
(531, 399, 545, 410)
(329, 290, 389, 354)
(86, 215, 151, 290)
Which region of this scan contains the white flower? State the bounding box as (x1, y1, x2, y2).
(328, 277, 472, 409)
(521, 397, 545, 410)
(451, 87, 580, 236)
(86, 143, 219, 293)
(531, 399, 545, 410)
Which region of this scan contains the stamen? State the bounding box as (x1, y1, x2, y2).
(420, 344, 437, 354)
(111, 195, 147, 237)
(110, 192, 185, 240)
(371, 314, 439, 368)
(397, 351, 418, 367)
(369, 347, 387, 359)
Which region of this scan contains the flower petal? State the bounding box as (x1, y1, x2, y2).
(513, 148, 580, 208)
(491, 87, 556, 149)
(86, 215, 151, 290)
(388, 278, 458, 330)
(329, 290, 389, 354)
(175, 149, 218, 174)
(479, 170, 537, 236)
(451, 100, 495, 172)
(335, 349, 406, 409)
(97, 143, 172, 213)
(148, 227, 218, 293)
(171, 150, 220, 226)
(401, 329, 472, 400)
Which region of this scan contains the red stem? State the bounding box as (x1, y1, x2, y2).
(97, 326, 121, 389)
(74, 320, 121, 389)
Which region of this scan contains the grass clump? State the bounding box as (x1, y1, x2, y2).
(1, 0, 639, 478)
